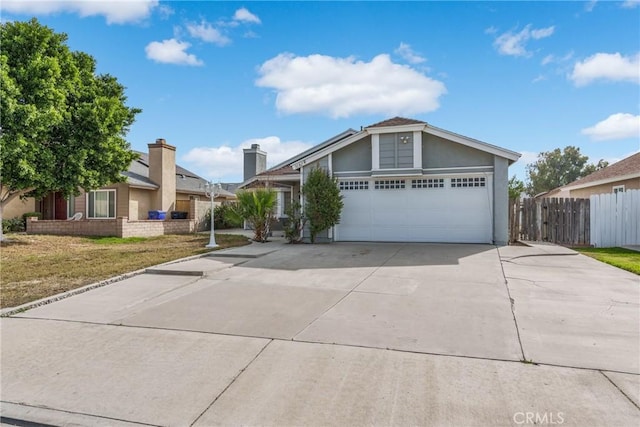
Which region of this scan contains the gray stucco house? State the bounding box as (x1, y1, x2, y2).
(240, 117, 521, 245)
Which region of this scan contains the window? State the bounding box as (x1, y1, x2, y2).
(87, 190, 116, 218)
(613, 185, 625, 194)
(339, 180, 369, 191)
(412, 179, 444, 189)
(67, 195, 76, 218)
(374, 180, 405, 190)
(451, 177, 486, 188)
(283, 191, 292, 216)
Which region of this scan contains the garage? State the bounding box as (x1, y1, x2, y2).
(335, 175, 493, 243)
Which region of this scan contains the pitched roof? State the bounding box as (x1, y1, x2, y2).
(129, 152, 209, 194)
(256, 165, 298, 177)
(366, 117, 426, 128)
(566, 152, 640, 187)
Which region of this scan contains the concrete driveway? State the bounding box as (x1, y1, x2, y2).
(1, 241, 638, 426)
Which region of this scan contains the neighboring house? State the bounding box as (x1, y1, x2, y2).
(27, 138, 236, 222)
(239, 117, 521, 245)
(544, 152, 640, 199)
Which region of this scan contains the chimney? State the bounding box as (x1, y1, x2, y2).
(243, 143, 267, 181)
(148, 138, 176, 213)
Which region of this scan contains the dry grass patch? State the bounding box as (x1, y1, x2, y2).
(0, 233, 249, 309)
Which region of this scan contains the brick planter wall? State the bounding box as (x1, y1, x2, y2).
(27, 217, 197, 238)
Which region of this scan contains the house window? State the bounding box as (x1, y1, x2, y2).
(283, 191, 292, 216)
(87, 190, 116, 218)
(67, 195, 76, 218)
(411, 179, 444, 189)
(451, 177, 486, 188)
(613, 185, 625, 194)
(374, 180, 405, 190)
(339, 181, 369, 191)
(379, 133, 413, 169)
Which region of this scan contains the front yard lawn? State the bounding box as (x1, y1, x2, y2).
(0, 233, 249, 309)
(574, 247, 640, 275)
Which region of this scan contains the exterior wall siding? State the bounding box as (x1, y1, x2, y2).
(3, 196, 36, 219)
(570, 178, 640, 198)
(332, 136, 372, 172)
(379, 133, 414, 169)
(422, 133, 493, 168)
(493, 156, 509, 245)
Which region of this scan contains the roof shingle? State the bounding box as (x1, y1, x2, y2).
(569, 152, 640, 187)
(366, 117, 426, 128)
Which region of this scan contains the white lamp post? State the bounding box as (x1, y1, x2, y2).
(204, 181, 220, 248)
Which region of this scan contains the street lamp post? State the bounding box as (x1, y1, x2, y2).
(204, 181, 219, 248)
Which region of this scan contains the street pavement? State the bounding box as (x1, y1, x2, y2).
(1, 240, 638, 426)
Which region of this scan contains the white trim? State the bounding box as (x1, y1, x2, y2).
(293, 125, 521, 169)
(334, 170, 371, 176)
(613, 185, 625, 194)
(424, 126, 521, 162)
(328, 153, 333, 175)
(413, 131, 422, 169)
(86, 189, 117, 219)
(372, 171, 423, 178)
(564, 172, 640, 191)
(423, 166, 495, 171)
(371, 134, 380, 170)
(366, 123, 427, 134)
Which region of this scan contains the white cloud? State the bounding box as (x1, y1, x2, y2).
(532, 75, 546, 83)
(585, 1, 597, 12)
(186, 20, 231, 46)
(541, 54, 554, 65)
(493, 24, 555, 57)
(516, 151, 540, 166)
(158, 4, 174, 19)
(622, 0, 639, 8)
(581, 113, 640, 141)
(145, 39, 203, 66)
(2, 0, 158, 24)
(256, 53, 447, 118)
(182, 137, 312, 181)
(570, 52, 640, 86)
(484, 26, 498, 35)
(233, 7, 261, 24)
(394, 42, 426, 64)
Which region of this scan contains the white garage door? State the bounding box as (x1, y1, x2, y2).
(335, 176, 493, 243)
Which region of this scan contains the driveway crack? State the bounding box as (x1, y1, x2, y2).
(599, 371, 640, 411)
(496, 246, 527, 362)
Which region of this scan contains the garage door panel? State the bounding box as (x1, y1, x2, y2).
(336, 176, 493, 243)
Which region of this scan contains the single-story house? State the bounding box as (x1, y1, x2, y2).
(543, 152, 640, 199)
(9, 138, 237, 237)
(239, 117, 521, 245)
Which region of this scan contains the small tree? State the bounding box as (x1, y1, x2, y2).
(302, 168, 343, 243)
(508, 175, 525, 200)
(229, 189, 276, 242)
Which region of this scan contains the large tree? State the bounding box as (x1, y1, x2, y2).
(0, 19, 139, 238)
(302, 168, 343, 243)
(525, 146, 608, 196)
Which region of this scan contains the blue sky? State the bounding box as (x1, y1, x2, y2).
(3, 0, 640, 183)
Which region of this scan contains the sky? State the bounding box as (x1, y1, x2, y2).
(2, 0, 640, 184)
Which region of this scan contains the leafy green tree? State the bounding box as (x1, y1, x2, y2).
(229, 189, 276, 242)
(0, 19, 139, 239)
(508, 175, 525, 200)
(302, 168, 343, 243)
(525, 146, 608, 196)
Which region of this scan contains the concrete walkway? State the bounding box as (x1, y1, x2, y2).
(1, 242, 638, 426)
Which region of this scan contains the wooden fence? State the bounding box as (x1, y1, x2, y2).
(511, 197, 590, 246)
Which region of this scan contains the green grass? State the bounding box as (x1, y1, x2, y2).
(575, 247, 640, 275)
(86, 236, 148, 244)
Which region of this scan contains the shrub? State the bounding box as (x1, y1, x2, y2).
(283, 201, 306, 244)
(2, 217, 25, 233)
(214, 204, 243, 229)
(228, 189, 276, 242)
(302, 168, 343, 243)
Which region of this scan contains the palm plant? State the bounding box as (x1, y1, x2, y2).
(229, 189, 277, 242)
